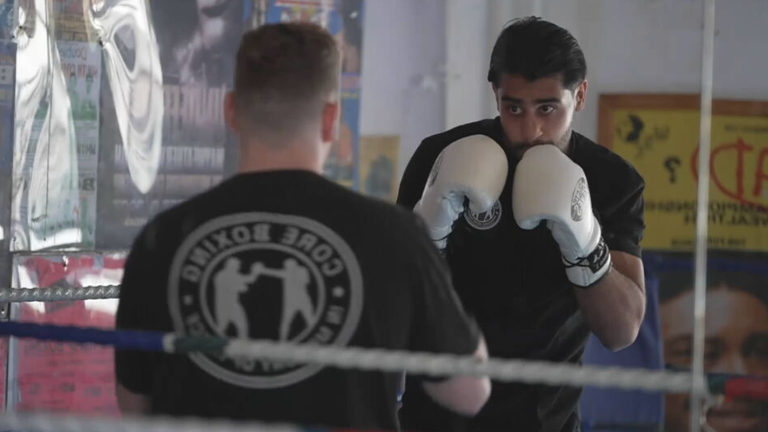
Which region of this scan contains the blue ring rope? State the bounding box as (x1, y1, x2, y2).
(0, 321, 167, 352)
(0, 322, 231, 355)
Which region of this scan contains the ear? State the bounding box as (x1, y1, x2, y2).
(321, 100, 341, 143)
(574, 80, 588, 112)
(224, 92, 239, 133)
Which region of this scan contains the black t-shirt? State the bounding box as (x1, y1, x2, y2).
(396, 118, 645, 432)
(115, 170, 480, 431)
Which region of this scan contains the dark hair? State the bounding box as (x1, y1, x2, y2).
(234, 23, 340, 136)
(656, 259, 768, 308)
(487, 17, 587, 90)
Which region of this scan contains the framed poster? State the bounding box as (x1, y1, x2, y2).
(359, 135, 399, 202)
(599, 94, 768, 252)
(265, 0, 365, 189)
(8, 252, 125, 416)
(95, 0, 366, 250)
(95, 0, 244, 249)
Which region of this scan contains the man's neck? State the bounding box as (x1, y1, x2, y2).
(238, 137, 324, 175)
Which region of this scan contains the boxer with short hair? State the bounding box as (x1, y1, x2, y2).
(397, 17, 646, 432)
(115, 22, 490, 431)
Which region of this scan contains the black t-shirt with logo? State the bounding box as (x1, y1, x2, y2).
(396, 118, 645, 432)
(115, 170, 480, 431)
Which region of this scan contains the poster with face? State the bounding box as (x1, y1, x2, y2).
(95, 0, 366, 250)
(655, 254, 768, 432)
(262, 0, 365, 189)
(580, 252, 768, 432)
(95, 0, 245, 249)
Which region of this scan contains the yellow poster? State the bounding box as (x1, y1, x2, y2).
(359, 135, 399, 202)
(608, 102, 768, 252)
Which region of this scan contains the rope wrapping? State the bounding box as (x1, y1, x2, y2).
(0, 286, 121, 302)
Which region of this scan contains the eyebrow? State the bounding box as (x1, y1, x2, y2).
(500, 96, 562, 105)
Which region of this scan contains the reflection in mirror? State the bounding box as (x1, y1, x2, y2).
(86, 0, 163, 194)
(12, 0, 80, 251)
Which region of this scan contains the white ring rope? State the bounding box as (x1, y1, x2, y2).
(218, 340, 692, 394)
(0, 412, 299, 432)
(0, 286, 121, 302)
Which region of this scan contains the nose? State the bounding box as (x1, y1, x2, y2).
(520, 115, 543, 143)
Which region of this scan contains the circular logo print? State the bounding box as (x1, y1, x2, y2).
(464, 201, 502, 230)
(169, 213, 363, 389)
(571, 178, 588, 222)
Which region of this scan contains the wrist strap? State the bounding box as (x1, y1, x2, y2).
(563, 236, 612, 288)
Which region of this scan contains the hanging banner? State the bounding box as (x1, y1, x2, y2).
(599, 95, 768, 252)
(0, 40, 15, 412)
(12, 0, 83, 252)
(0, 41, 15, 245)
(58, 40, 101, 248)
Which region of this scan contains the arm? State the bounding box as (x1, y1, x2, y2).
(114, 225, 160, 413)
(422, 337, 491, 416)
(396, 138, 443, 210)
(578, 154, 647, 351)
(574, 251, 646, 351)
(116, 383, 150, 415)
(407, 216, 491, 416)
(512, 145, 647, 351)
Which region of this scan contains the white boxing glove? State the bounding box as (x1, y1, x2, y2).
(512, 145, 612, 287)
(414, 135, 508, 250)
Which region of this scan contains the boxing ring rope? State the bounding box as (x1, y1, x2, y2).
(0, 321, 693, 393)
(0, 290, 767, 432)
(0, 411, 307, 432)
(0, 286, 121, 302)
(0, 321, 765, 432)
(0, 291, 767, 399)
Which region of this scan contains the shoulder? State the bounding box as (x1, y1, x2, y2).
(356, 192, 428, 234)
(130, 182, 228, 252)
(346, 190, 436, 251)
(572, 132, 645, 194)
(421, 118, 504, 152)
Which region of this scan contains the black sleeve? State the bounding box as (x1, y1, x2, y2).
(114, 223, 162, 395)
(407, 216, 481, 363)
(601, 166, 646, 258)
(396, 138, 445, 210)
